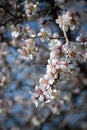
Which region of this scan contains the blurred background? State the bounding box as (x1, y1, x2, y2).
(0, 0, 87, 130)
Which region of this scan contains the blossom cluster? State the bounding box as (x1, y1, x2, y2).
(18, 38, 38, 60)
(10, 0, 87, 112)
(24, 0, 39, 17)
(37, 28, 59, 43)
(11, 24, 39, 60)
(30, 34, 86, 108)
(11, 7, 87, 110)
(56, 10, 80, 32)
(11, 24, 36, 39)
(76, 32, 87, 46)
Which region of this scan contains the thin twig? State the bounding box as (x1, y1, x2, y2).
(63, 29, 69, 44)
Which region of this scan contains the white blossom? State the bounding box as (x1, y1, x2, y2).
(24, 2, 39, 16)
(38, 28, 52, 42)
(11, 31, 19, 38)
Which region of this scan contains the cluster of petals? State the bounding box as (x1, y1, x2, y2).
(11, 24, 36, 39)
(76, 33, 87, 61)
(56, 10, 80, 31)
(31, 34, 87, 107)
(37, 28, 52, 42)
(24, 1, 39, 17)
(12, 0, 86, 110)
(18, 39, 38, 60)
(76, 33, 87, 46)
